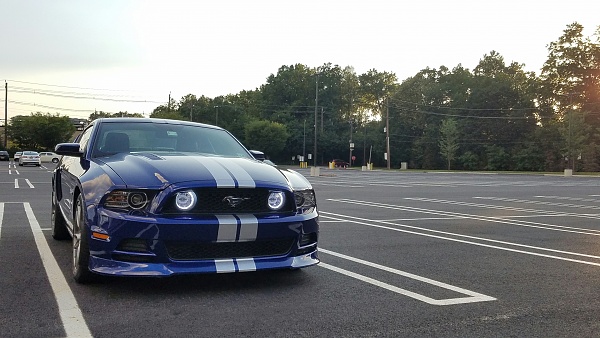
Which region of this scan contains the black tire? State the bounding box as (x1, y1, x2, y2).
(52, 158, 59, 163)
(19, 163, 22, 166)
(51, 190, 70, 240)
(73, 195, 95, 283)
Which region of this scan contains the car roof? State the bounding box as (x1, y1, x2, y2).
(93, 117, 224, 131)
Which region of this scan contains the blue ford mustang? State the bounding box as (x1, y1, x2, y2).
(51, 118, 319, 283)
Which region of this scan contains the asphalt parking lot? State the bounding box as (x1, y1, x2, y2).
(2, 163, 600, 337)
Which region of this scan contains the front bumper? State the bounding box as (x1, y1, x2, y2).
(87, 209, 320, 276)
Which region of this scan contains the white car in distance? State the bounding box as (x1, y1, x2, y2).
(39, 151, 61, 163)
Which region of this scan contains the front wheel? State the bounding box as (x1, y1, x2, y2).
(51, 190, 70, 240)
(73, 195, 95, 283)
(52, 158, 59, 163)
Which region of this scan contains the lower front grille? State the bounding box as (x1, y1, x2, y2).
(165, 239, 295, 260)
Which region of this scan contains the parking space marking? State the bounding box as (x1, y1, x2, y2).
(475, 196, 600, 210)
(312, 182, 365, 188)
(339, 198, 600, 235)
(22, 203, 93, 337)
(0, 203, 3, 238)
(321, 209, 600, 267)
(25, 179, 34, 188)
(535, 196, 600, 202)
(14, 178, 19, 189)
(319, 248, 496, 305)
(405, 197, 600, 222)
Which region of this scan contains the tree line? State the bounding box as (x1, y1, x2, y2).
(4, 22, 599, 171)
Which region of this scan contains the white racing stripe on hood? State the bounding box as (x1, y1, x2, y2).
(195, 157, 235, 187)
(213, 158, 256, 188)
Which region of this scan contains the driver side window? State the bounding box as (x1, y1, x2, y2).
(77, 126, 94, 154)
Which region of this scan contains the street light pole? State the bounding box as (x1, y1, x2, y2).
(303, 119, 306, 162)
(349, 119, 353, 167)
(386, 97, 390, 170)
(214, 105, 219, 126)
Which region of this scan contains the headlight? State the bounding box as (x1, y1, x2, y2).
(294, 189, 316, 214)
(267, 191, 285, 210)
(105, 191, 129, 209)
(128, 192, 148, 209)
(105, 190, 150, 210)
(175, 190, 197, 211)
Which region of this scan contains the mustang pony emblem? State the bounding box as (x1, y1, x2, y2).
(222, 196, 250, 207)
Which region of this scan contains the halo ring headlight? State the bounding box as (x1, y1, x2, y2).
(267, 191, 285, 210)
(175, 190, 197, 211)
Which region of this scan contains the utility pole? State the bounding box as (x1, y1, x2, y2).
(363, 115, 367, 166)
(348, 118, 353, 167)
(4, 81, 7, 148)
(321, 107, 324, 133)
(314, 74, 319, 167)
(168, 92, 171, 113)
(568, 92, 574, 171)
(386, 97, 390, 170)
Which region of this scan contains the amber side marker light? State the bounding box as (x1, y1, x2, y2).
(92, 232, 110, 240)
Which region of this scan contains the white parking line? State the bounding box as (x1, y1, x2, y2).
(14, 179, 19, 189)
(25, 179, 34, 188)
(22, 203, 92, 337)
(0, 203, 3, 238)
(392, 198, 600, 232)
(320, 210, 600, 266)
(475, 196, 600, 210)
(319, 249, 495, 305)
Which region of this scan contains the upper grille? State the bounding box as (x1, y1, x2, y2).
(162, 188, 295, 214)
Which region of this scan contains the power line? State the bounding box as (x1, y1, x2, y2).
(8, 87, 165, 104)
(5, 79, 142, 92)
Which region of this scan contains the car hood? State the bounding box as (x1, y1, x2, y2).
(97, 153, 311, 191)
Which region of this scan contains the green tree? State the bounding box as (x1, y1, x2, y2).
(539, 22, 600, 170)
(243, 120, 289, 159)
(439, 118, 459, 170)
(88, 111, 143, 122)
(150, 96, 181, 120)
(559, 111, 591, 171)
(7, 113, 75, 150)
(485, 144, 510, 171)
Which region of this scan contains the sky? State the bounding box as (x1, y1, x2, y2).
(1, 0, 599, 122)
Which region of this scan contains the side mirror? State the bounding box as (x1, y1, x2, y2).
(249, 150, 265, 161)
(55, 143, 83, 157)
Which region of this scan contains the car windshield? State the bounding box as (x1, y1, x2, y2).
(23, 151, 38, 155)
(92, 121, 252, 159)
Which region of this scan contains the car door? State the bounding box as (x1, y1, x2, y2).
(58, 125, 94, 223)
